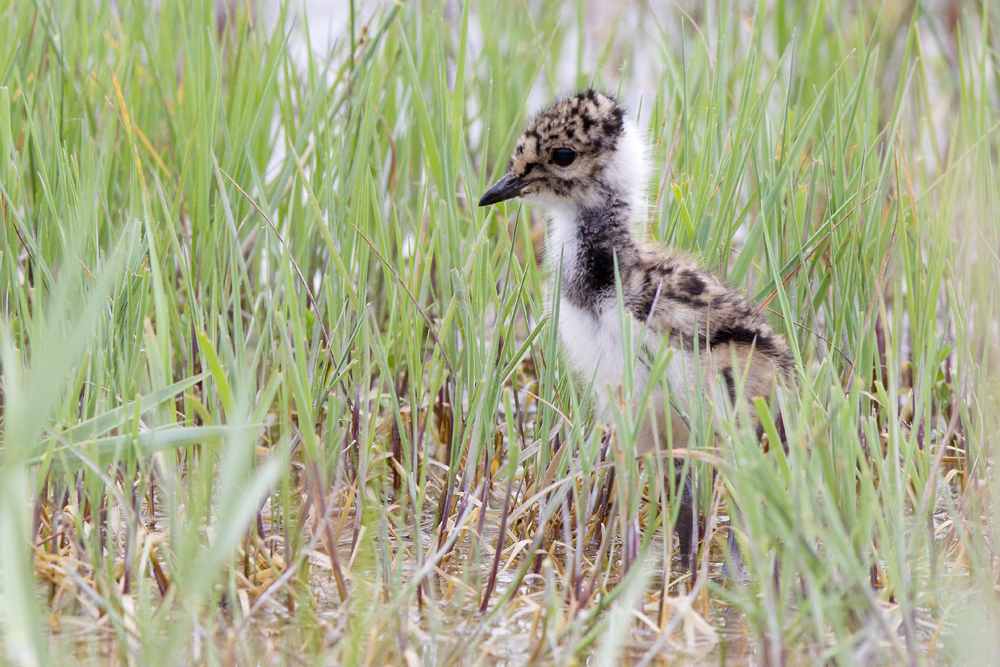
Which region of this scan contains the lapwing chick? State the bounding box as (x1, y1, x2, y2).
(479, 90, 794, 567)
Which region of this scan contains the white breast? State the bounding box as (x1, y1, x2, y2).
(557, 296, 701, 421)
(558, 299, 625, 413)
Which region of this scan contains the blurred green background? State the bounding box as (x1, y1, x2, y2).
(0, 0, 997, 664)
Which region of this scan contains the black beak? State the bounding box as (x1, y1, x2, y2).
(478, 172, 527, 207)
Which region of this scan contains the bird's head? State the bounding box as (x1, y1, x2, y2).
(479, 90, 648, 214)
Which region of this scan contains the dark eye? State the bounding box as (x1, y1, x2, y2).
(551, 148, 577, 167)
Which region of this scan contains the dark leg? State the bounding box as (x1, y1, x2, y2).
(671, 470, 698, 569)
(670, 473, 751, 582)
(722, 512, 748, 583)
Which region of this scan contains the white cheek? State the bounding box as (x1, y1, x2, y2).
(526, 182, 602, 211)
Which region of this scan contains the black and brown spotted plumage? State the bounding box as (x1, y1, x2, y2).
(481, 90, 793, 450)
(480, 90, 795, 569)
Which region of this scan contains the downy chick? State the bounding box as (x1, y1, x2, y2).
(479, 90, 794, 566)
